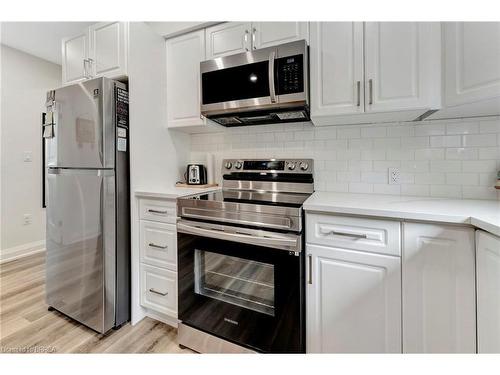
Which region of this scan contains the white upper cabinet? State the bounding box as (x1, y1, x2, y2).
(476, 230, 500, 353)
(205, 22, 308, 59)
(310, 22, 364, 118)
(61, 22, 128, 85)
(364, 22, 440, 113)
(310, 22, 441, 125)
(252, 22, 309, 49)
(205, 22, 252, 59)
(306, 244, 401, 353)
(429, 22, 500, 119)
(62, 32, 89, 84)
(402, 223, 476, 353)
(166, 30, 207, 129)
(88, 22, 128, 78)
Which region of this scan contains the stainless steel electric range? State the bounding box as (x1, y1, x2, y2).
(176, 158, 314, 353)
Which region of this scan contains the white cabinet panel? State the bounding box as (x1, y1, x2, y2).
(88, 21, 128, 78)
(310, 22, 364, 117)
(62, 32, 88, 84)
(140, 221, 177, 270)
(364, 22, 440, 113)
(166, 30, 206, 128)
(252, 22, 308, 49)
(444, 22, 500, 107)
(306, 244, 401, 353)
(306, 213, 401, 256)
(402, 223, 476, 353)
(140, 264, 177, 317)
(205, 22, 252, 59)
(476, 230, 500, 353)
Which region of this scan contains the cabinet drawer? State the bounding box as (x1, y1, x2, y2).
(140, 221, 177, 270)
(139, 198, 176, 223)
(140, 264, 177, 317)
(306, 213, 401, 256)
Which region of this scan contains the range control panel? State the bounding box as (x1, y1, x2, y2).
(222, 159, 313, 174)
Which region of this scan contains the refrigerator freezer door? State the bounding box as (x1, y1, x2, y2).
(46, 77, 116, 169)
(46, 168, 116, 333)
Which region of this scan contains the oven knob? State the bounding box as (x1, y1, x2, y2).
(300, 162, 309, 171)
(288, 162, 296, 171)
(224, 162, 232, 169)
(235, 161, 243, 169)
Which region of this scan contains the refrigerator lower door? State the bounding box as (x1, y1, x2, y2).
(46, 168, 116, 333)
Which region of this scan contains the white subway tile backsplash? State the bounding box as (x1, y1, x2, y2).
(190, 116, 500, 200)
(446, 122, 479, 135)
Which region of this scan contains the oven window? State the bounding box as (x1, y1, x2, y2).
(194, 249, 275, 316)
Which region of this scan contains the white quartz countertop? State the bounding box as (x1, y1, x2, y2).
(303, 192, 500, 237)
(134, 187, 220, 200)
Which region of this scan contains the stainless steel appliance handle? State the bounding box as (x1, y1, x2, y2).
(356, 81, 361, 107)
(149, 243, 167, 249)
(308, 254, 313, 285)
(149, 288, 168, 296)
(83, 59, 88, 78)
(87, 58, 94, 78)
(368, 79, 373, 105)
(268, 51, 276, 103)
(148, 209, 168, 215)
(252, 27, 256, 49)
(177, 220, 300, 252)
(244, 30, 249, 51)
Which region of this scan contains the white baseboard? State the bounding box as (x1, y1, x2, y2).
(0, 240, 46, 264)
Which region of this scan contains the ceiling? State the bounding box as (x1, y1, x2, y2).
(1, 22, 95, 65)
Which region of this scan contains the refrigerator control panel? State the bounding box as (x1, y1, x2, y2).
(116, 87, 129, 129)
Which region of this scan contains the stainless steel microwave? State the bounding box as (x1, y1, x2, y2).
(200, 40, 309, 127)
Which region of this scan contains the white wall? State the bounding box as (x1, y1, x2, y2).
(128, 22, 191, 324)
(190, 117, 500, 200)
(0, 44, 61, 261)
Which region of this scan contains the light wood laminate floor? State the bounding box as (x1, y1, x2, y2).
(0, 252, 193, 353)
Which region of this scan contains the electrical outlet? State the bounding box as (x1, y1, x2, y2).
(23, 214, 32, 225)
(23, 151, 33, 162)
(388, 168, 401, 185)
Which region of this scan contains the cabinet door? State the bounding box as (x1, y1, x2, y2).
(62, 31, 89, 84)
(205, 22, 252, 59)
(476, 230, 500, 353)
(444, 22, 500, 107)
(403, 223, 476, 353)
(364, 22, 440, 113)
(306, 244, 401, 353)
(88, 21, 128, 78)
(251, 22, 309, 50)
(166, 30, 206, 128)
(310, 22, 364, 118)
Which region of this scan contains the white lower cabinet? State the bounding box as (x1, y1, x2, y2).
(138, 197, 178, 325)
(140, 264, 177, 317)
(306, 244, 402, 353)
(402, 223, 476, 353)
(476, 230, 500, 353)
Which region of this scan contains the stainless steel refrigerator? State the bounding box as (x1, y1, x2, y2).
(44, 77, 130, 333)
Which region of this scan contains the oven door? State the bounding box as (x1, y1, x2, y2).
(177, 220, 304, 353)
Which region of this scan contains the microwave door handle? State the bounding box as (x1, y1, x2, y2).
(268, 51, 277, 103)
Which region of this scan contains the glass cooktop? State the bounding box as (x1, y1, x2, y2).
(183, 190, 310, 208)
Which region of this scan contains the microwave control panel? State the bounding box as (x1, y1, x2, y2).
(276, 54, 304, 95)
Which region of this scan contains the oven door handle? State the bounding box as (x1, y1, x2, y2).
(177, 221, 301, 252)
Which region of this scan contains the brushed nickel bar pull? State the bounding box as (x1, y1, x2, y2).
(244, 30, 249, 51)
(356, 81, 361, 107)
(148, 209, 168, 214)
(149, 288, 168, 296)
(308, 254, 313, 285)
(149, 243, 168, 249)
(368, 79, 373, 105)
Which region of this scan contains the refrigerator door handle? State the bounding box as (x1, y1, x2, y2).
(47, 168, 114, 176)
